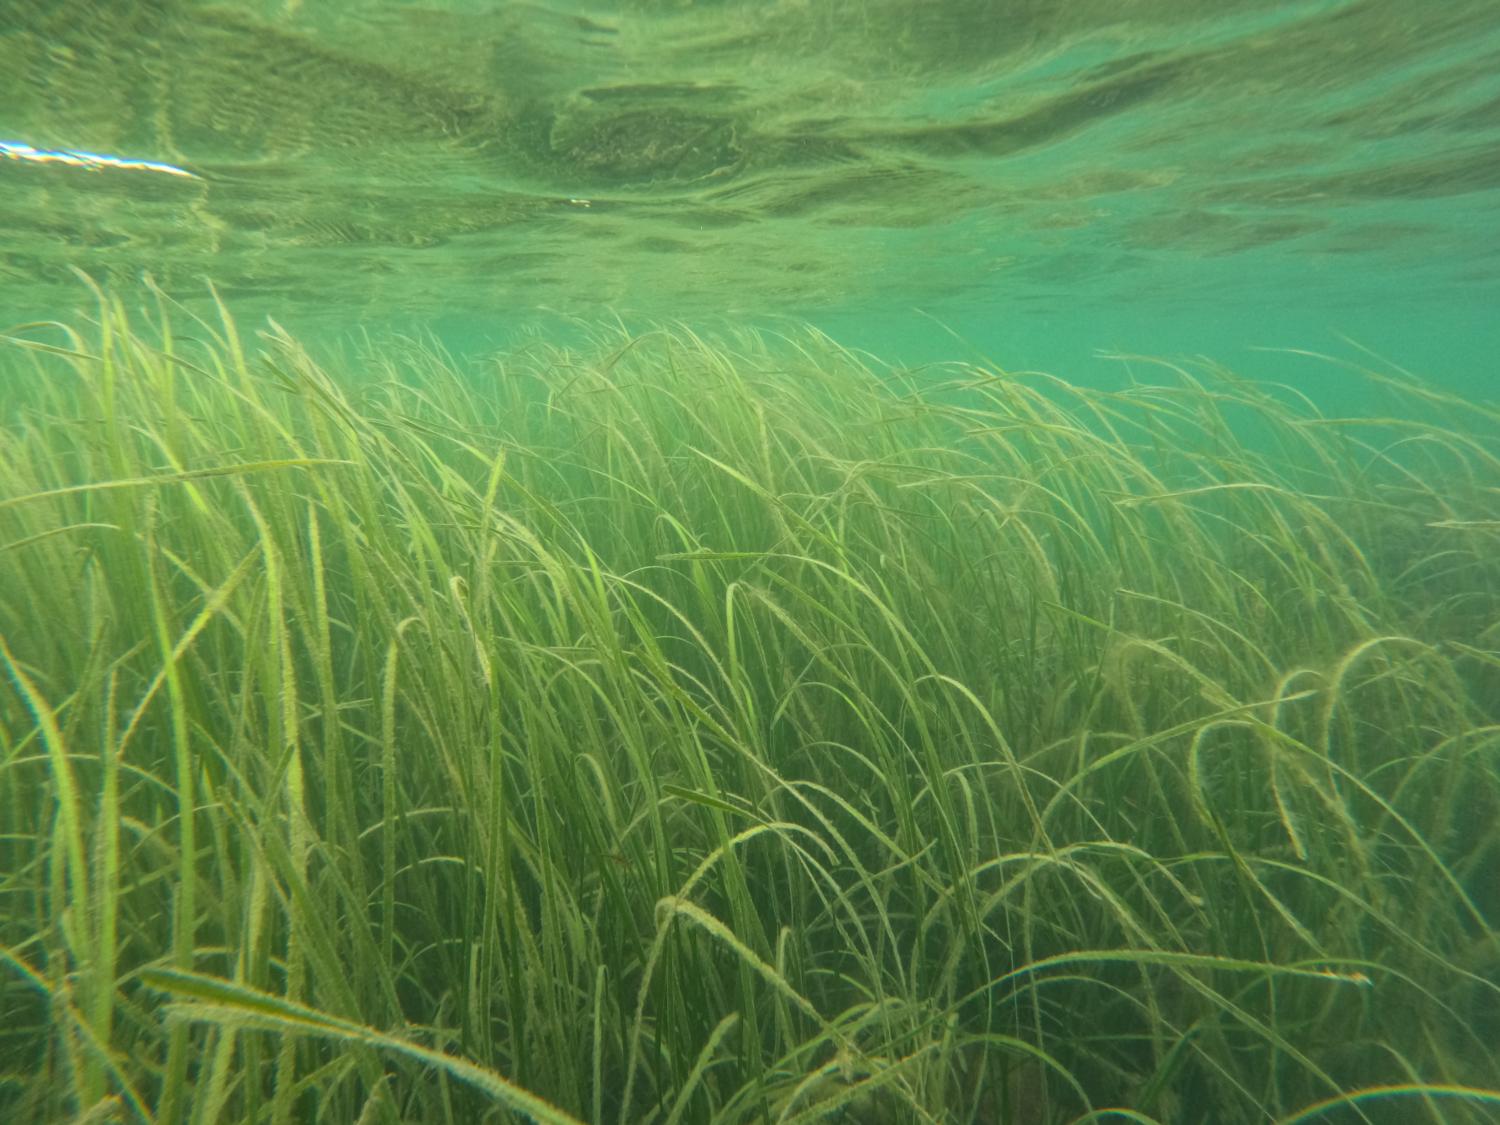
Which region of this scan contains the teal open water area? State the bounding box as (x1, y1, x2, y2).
(3, 0, 1499, 403)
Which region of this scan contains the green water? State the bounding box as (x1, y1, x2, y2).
(4, 0, 1500, 392)
(3, 4, 1500, 1124)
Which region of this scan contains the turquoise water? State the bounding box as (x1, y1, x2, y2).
(3, 0, 1499, 397)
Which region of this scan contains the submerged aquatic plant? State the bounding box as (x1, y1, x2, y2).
(0, 288, 1497, 1124)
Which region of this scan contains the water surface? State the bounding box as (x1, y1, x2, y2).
(4, 0, 1499, 386)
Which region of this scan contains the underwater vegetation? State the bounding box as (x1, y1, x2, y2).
(1, 288, 1498, 1124)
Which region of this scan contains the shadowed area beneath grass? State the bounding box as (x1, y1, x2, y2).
(1, 288, 1498, 1123)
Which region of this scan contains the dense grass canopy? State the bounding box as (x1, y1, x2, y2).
(2, 289, 1498, 1123)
